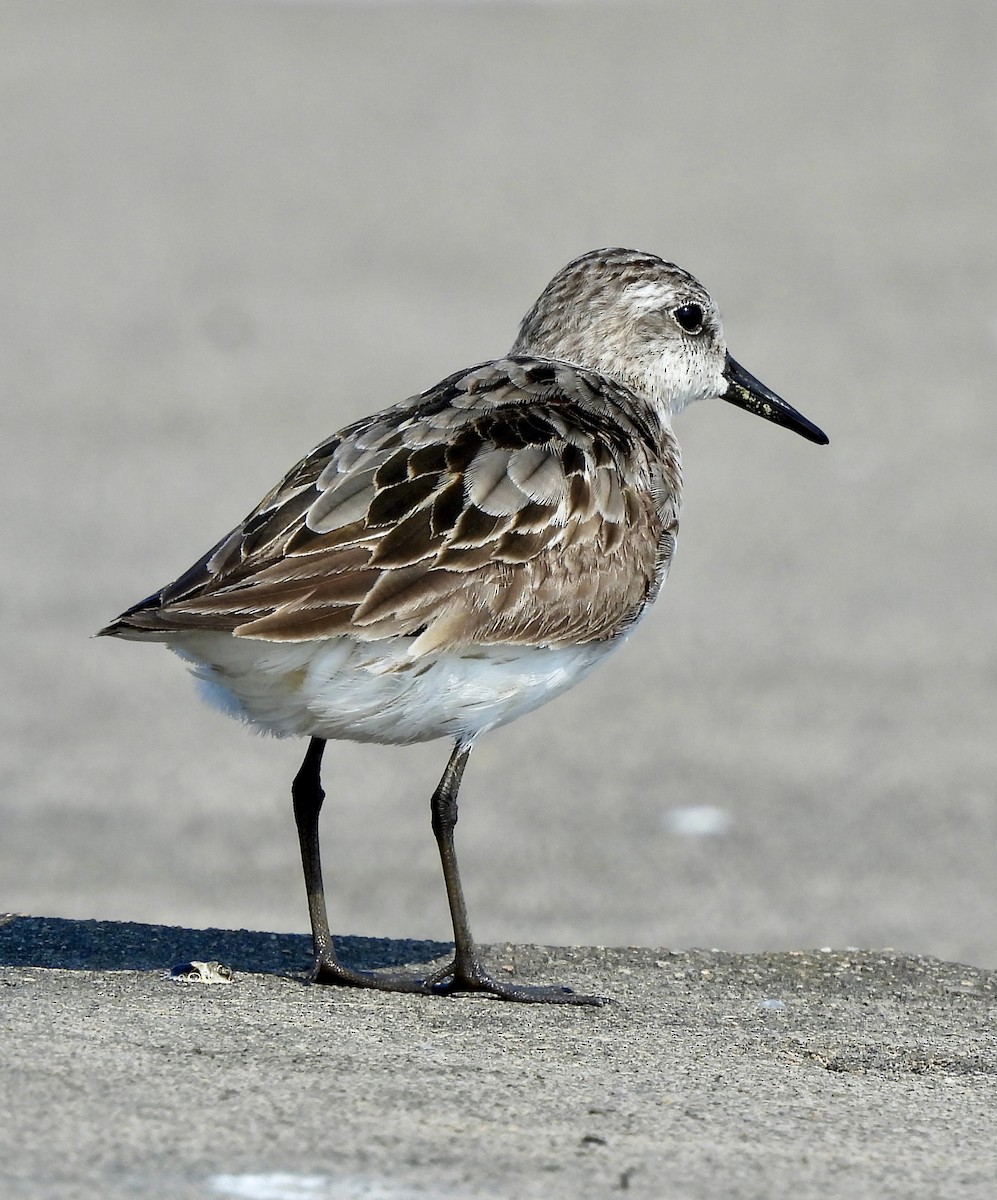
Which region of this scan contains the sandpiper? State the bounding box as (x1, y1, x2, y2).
(100, 248, 828, 1004)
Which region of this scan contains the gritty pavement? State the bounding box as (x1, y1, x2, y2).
(3, 1, 997, 1197)
(4, 916, 997, 1200)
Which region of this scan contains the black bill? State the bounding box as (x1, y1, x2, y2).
(722, 353, 829, 445)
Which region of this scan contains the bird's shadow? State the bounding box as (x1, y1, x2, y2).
(0, 914, 452, 978)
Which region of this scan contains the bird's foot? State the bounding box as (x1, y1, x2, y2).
(311, 957, 431, 994)
(424, 956, 610, 1006)
(310, 953, 608, 1005)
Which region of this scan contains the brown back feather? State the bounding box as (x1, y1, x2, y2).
(103, 357, 681, 652)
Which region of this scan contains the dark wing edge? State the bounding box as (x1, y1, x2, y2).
(96, 431, 344, 638)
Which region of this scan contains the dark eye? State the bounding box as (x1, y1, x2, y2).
(674, 303, 704, 334)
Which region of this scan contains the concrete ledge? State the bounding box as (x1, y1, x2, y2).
(3, 916, 997, 1199)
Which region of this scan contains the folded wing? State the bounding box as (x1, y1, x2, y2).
(101, 358, 680, 653)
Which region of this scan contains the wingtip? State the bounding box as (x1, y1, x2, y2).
(95, 618, 134, 639)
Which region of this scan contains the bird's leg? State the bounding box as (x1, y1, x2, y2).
(291, 735, 605, 1003)
(424, 739, 608, 1005)
(292, 737, 426, 993)
(292, 737, 336, 968)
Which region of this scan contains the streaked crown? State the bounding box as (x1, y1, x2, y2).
(511, 248, 728, 419)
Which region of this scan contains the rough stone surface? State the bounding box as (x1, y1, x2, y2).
(4, 917, 997, 1199)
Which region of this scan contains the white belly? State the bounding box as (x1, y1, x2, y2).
(168, 631, 623, 745)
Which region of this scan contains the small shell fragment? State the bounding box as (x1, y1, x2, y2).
(169, 960, 234, 985)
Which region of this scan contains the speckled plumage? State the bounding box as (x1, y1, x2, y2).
(105, 356, 679, 656)
(100, 248, 828, 1003)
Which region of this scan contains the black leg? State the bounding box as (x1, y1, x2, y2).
(291, 737, 334, 965)
(423, 739, 608, 1006)
(292, 737, 427, 993)
(291, 735, 607, 1004)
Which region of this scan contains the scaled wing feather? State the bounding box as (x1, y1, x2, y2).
(104, 358, 680, 652)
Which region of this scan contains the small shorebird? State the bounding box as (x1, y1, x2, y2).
(100, 248, 828, 1005)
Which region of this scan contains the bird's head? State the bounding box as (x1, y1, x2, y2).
(512, 248, 828, 445)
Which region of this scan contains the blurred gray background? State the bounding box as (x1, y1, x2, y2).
(3, 0, 996, 966)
